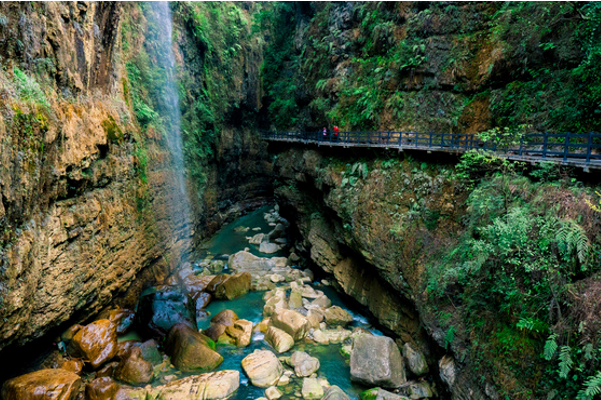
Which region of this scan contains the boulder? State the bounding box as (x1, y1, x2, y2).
(211, 309, 239, 326)
(254, 318, 271, 333)
(85, 377, 120, 400)
(259, 242, 281, 254)
(351, 335, 406, 388)
(165, 323, 222, 373)
(272, 257, 288, 268)
(136, 287, 196, 339)
(306, 309, 324, 329)
(271, 309, 309, 340)
(96, 362, 118, 378)
(322, 386, 350, 400)
(108, 309, 136, 335)
(241, 350, 283, 388)
(61, 360, 84, 375)
(361, 388, 410, 400)
(402, 343, 429, 376)
(301, 378, 323, 400)
(125, 370, 239, 400)
(265, 326, 294, 353)
(404, 381, 434, 399)
(324, 306, 353, 326)
(290, 351, 320, 377)
(289, 289, 304, 309)
(249, 233, 265, 244)
(217, 272, 252, 300)
(136, 339, 162, 366)
(203, 324, 227, 342)
(228, 251, 276, 273)
(114, 347, 154, 385)
(1, 369, 81, 400)
(263, 291, 288, 317)
(178, 270, 215, 294)
(226, 319, 253, 347)
(68, 319, 118, 369)
(268, 224, 286, 241)
(116, 341, 137, 359)
(311, 295, 331, 308)
(192, 291, 212, 310)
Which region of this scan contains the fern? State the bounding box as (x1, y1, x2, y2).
(577, 371, 601, 400)
(544, 333, 558, 361)
(556, 221, 591, 266)
(558, 345, 573, 379)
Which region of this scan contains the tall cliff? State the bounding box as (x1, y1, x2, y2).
(0, 2, 271, 351)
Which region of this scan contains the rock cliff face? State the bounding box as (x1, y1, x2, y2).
(0, 2, 271, 351)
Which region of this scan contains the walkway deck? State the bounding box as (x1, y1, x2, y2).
(262, 130, 601, 171)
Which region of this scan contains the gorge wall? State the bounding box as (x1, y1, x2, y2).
(0, 2, 271, 352)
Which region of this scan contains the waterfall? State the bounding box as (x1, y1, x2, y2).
(150, 2, 193, 250)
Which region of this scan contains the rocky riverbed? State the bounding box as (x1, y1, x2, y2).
(1, 206, 438, 400)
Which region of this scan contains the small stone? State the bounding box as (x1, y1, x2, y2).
(403, 343, 429, 376)
(265, 386, 283, 400)
(270, 274, 286, 283)
(322, 385, 350, 400)
(290, 351, 320, 377)
(85, 377, 120, 400)
(277, 375, 290, 386)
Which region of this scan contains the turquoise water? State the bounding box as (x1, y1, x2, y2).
(205, 205, 288, 258)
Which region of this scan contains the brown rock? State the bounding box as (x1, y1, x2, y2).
(61, 360, 84, 375)
(114, 347, 154, 385)
(324, 306, 353, 326)
(1, 369, 82, 400)
(115, 341, 137, 359)
(191, 291, 212, 309)
(108, 309, 135, 335)
(85, 377, 120, 400)
(96, 362, 118, 378)
(208, 273, 251, 300)
(61, 325, 83, 344)
(68, 319, 117, 369)
(164, 323, 223, 373)
(265, 326, 294, 353)
(203, 324, 227, 342)
(271, 309, 309, 340)
(210, 309, 239, 327)
(206, 275, 229, 293)
(226, 319, 253, 347)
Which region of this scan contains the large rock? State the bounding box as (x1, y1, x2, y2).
(361, 388, 410, 400)
(2, 369, 82, 400)
(241, 350, 283, 388)
(211, 309, 238, 326)
(165, 323, 222, 373)
(125, 371, 240, 400)
(202, 324, 227, 342)
(228, 251, 276, 273)
(259, 242, 281, 254)
(322, 386, 350, 400)
(226, 319, 253, 347)
(68, 319, 117, 369)
(192, 291, 212, 311)
(136, 287, 196, 339)
(290, 351, 320, 377)
(324, 306, 353, 326)
(85, 377, 120, 400)
(438, 356, 456, 387)
(114, 347, 154, 385)
(351, 335, 406, 388)
(263, 290, 288, 317)
(208, 273, 251, 300)
(265, 326, 294, 353)
(178, 271, 215, 294)
(301, 378, 323, 400)
(271, 309, 309, 340)
(402, 343, 429, 376)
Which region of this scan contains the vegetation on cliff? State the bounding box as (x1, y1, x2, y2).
(263, 2, 601, 134)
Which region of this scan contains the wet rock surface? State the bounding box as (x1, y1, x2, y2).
(67, 319, 118, 369)
(350, 335, 407, 388)
(164, 323, 223, 373)
(2, 369, 82, 400)
(136, 287, 196, 339)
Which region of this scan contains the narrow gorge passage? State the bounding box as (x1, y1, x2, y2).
(1, 2, 601, 400)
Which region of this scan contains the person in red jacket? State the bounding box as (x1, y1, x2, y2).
(333, 125, 339, 141)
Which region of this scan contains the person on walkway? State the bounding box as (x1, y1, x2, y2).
(323, 127, 327, 136)
(333, 125, 339, 141)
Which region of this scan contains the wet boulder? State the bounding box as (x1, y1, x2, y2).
(107, 309, 135, 335)
(202, 324, 227, 342)
(61, 360, 84, 375)
(241, 350, 283, 387)
(226, 319, 253, 347)
(211, 309, 238, 326)
(208, 272, 251, 300)
(179, 272, 216, 294)
(301, 378, 323, 400)
(265, 326, 294, 353)
(2, 369, 82, 400)
(67, 319, 118, 369)
(324, 306, 353, 326)
(61, 324, 83, 344)
(114, 347, 154, 385)
(290, 351, 320, 377)
(85, 377, 120, 400)
(123, 370, 239, 400)
(271, 309, 309, 340)
(165, 323, 222, 373)
(322, 386, 350, 400)
(136, 339, 162, 366)
(192, 291, 212, 310)
(136, 286, 196, 339)
(351, 335, 406, 388)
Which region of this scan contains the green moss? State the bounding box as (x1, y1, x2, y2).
(102, 116, 124, 143)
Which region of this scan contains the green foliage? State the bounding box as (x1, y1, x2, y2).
(577, 372, 601, 400)
(544, 333, 559, 361)
(12, 67, 50, 109)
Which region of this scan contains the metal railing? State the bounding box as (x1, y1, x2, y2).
(262, 130, 601, 170)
